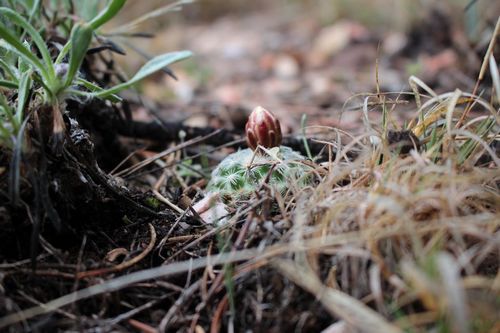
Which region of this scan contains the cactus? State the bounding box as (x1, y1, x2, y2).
(207, 106, 312, 199)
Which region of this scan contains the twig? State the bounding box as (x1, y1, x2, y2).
(1, 219, 487, 329)
(4, 269, 75, 279)
(65, 148, 165, 218)
(115, 129, 224, 178)
(195, 216, 255, 313)
(18, 291, 77, 320)
(76, 223, 156, 279)
(0, 249, 263, 329)
(152, 190, 184, 214)
(210, 294, 228, 333)
(158, 280, 201, 332)
(106, 294, 170, 326)
(0, 254, 49, 269)
(162, 198, 267, 265)
(156, 203, 194, 256)
(128, 319, 158, 333)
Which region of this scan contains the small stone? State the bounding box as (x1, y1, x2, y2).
(273, 54, 300, 79)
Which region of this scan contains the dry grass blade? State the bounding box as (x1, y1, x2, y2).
(158, 280, 201, 332)
(108, 0, 194, 35)
(153, 190, 184, 214)
(76, 223, 157, 279)
(0, 248, 262, 329)
(115, 129, 223, 177)
(490, 55, 500, 104)
(436, 253, 470, 333)
(457, 16, 500, 126)
(128, 319, 157, 333)
(478, 17, 500, 82)
(272, 258, 402, 333)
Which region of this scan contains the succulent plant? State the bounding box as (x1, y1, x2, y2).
(207, 106, 312, 199)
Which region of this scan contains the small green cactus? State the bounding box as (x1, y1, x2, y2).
(207, 146, 311, 198)
(206, 106, 312, 200)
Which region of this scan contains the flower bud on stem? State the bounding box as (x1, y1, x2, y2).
(245, 106, 282, 151)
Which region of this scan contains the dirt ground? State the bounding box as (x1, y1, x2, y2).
(120, 1, 496, 134)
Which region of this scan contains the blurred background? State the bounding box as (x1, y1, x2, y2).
(99, 0, 499, 133)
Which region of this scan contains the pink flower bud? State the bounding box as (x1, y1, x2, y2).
(245, 106, 282, 151)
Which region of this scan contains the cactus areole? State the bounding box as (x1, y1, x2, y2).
(207, 106, 311, 199)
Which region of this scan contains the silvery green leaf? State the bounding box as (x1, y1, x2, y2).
(93, 50, 192, 98)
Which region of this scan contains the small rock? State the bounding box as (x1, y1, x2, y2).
(273, 54, 300, 79)
(308, 74, 331, 97)
(311, 20, 369, 65)
(214, 84, 242, 106)
(422, 49, 457, 76)
(164, 72, 195, 104)
(383, 32, 408, 56)
(192, 193, 229, 225)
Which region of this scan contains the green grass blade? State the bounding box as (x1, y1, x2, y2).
(64, 23, 93, 87)
(9, 117, 29, 205)
(301, 114, 313, 160)
(73, 0, 101, 21)
(93, 50, 192, 98)
(109, 0, 193, 34)
(17, 40, 33, 73)
(54, 41, 71, 65)
(74, 78, 122, 102)
(89, 0, 127, 30)
(0, 118, 13, 143)
(0, 24, 48, 79)
(20, 0, 42, 41)
(0, 79, 18, 89)
(0, 103, 17, 133)
(26, 0, 41, 24)
(56, 0, 127, 65)
(0, 7, 55, 80)
(16, 71, 32, 124)
(458, 118, 496, 164)
(0, 93, 9, 109)
(0, 58, 18, 82)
